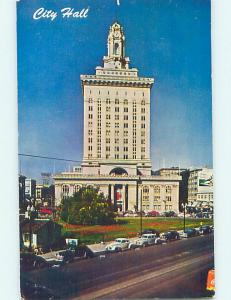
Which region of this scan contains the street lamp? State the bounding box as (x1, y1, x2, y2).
(137, 176, 142, 236)
(182, 202, 186, 233)
(27, 203, 35, 252)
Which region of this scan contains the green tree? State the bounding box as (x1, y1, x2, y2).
(60, 187, 115, 225)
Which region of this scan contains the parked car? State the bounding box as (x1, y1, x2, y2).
(180, 228, 199, 238)
(20, 253, 49, 271)
(55, 250, 75, 263)
(199, 225, 212, 235)
(123, 211, 139, 217)
(146, 210, 160, 217)
(142, 229, 160, 237)
(160, 230, 180, 241)
(130, 233, 162, 248)
(105, 238, 130, 252)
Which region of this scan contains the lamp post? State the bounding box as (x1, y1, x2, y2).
(182, 202, 186, 233)
(137, 176, 142, 236)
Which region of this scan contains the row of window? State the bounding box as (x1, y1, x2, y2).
(89, 106, 146, 113)
(88, 154, 146, 159)
(88, 114, 145, 121)
(88, 97, 146, 105)
(88, 121, 146, 129)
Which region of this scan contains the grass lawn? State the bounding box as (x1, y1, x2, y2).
(60, 217, 213, 245)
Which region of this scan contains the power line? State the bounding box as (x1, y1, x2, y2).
(18, 153, 153, 171)
(18, 153, 81, 163)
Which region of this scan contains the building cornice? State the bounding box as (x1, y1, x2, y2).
(80, 74, 154, 88)
(53, 173, 181, 182)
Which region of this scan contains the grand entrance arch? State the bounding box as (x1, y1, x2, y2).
(109, 167, 128, 176)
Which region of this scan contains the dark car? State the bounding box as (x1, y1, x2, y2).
(20, 253, 49, 271)
(56, 250, 74, 263)
(142, 229, 160, 237)
(21, 277, 57, 299)
(161, 230, 180, 241)
(181, 228, 199, 238)
(199, 225, 212, 235)
(74, 245, 95, 259)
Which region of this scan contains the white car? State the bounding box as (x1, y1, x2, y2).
(105, 238, 130, 252)
(129, 233, 162, 248)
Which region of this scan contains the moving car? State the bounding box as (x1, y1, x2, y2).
(180, 228, 199, 238)
(105, 238, 130, 252)
(21, 277, 57, 299)
(20, 253, 49, 271)
(55, 249, 75, 263)
(199, 225, 212, 235)
(160, 230, 180, 241)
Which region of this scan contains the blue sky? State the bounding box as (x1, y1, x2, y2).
(17, 0, 212, 181)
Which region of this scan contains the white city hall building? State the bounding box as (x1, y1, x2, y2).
(54, 22, 181, 213)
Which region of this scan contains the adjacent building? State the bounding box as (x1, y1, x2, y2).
(153, 167, 190, 211)
(188, 168, 213, 207)
(54, 22, 181, 213)
(25, 178, 36, 201)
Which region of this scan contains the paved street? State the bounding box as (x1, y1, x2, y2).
(23, 234, 214, 299)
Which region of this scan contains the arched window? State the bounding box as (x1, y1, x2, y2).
(154, 185, 160, 194)
(62, 185, 69, 198)
(74, 185, 81, 194)
(114, 43, 119, 55)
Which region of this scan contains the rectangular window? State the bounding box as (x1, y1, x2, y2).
(89, 114, 93, 119)
(115, 146, 119, 152)
(115, 154, 119, 159)
(124, 154, 128, 159)
(141, 123, 145, 128)
(106, 138, 110, 143)
(124, 147, 128, 152)
(141, 108, 145, 113)
(89, 106, 93, 111)
(115, 130, 119, 136)
(124, 130, 128, 137)
(141, 147, 145, 152)
(141, 131, 145, 137)
(115, 107, 119, 112)
(124, 123, 128, 128)
(106, 107, 111, 112)
(124, 139, 128, 144)
(124, 107, 128, 112)
(141, 139, 145, 144)
(141, 116, 145, 121)
(115, 123, 119, 128)
(115, 115, 119, 120)
(115, 138, 119, 144)
(106, 114, 110, 120)
(124, 115, 128, 120)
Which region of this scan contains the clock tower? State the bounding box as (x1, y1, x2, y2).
(103, 22, 130, 69)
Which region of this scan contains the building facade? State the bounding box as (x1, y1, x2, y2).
(54, 22, 181, 213)
(153, 167, 190, 211)
(25, 178, 36, 201)
(188, 168, 213, 207)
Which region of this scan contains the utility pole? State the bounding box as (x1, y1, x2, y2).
(137, 176, 142, 236)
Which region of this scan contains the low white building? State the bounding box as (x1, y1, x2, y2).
(188, 168, 213, 207)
